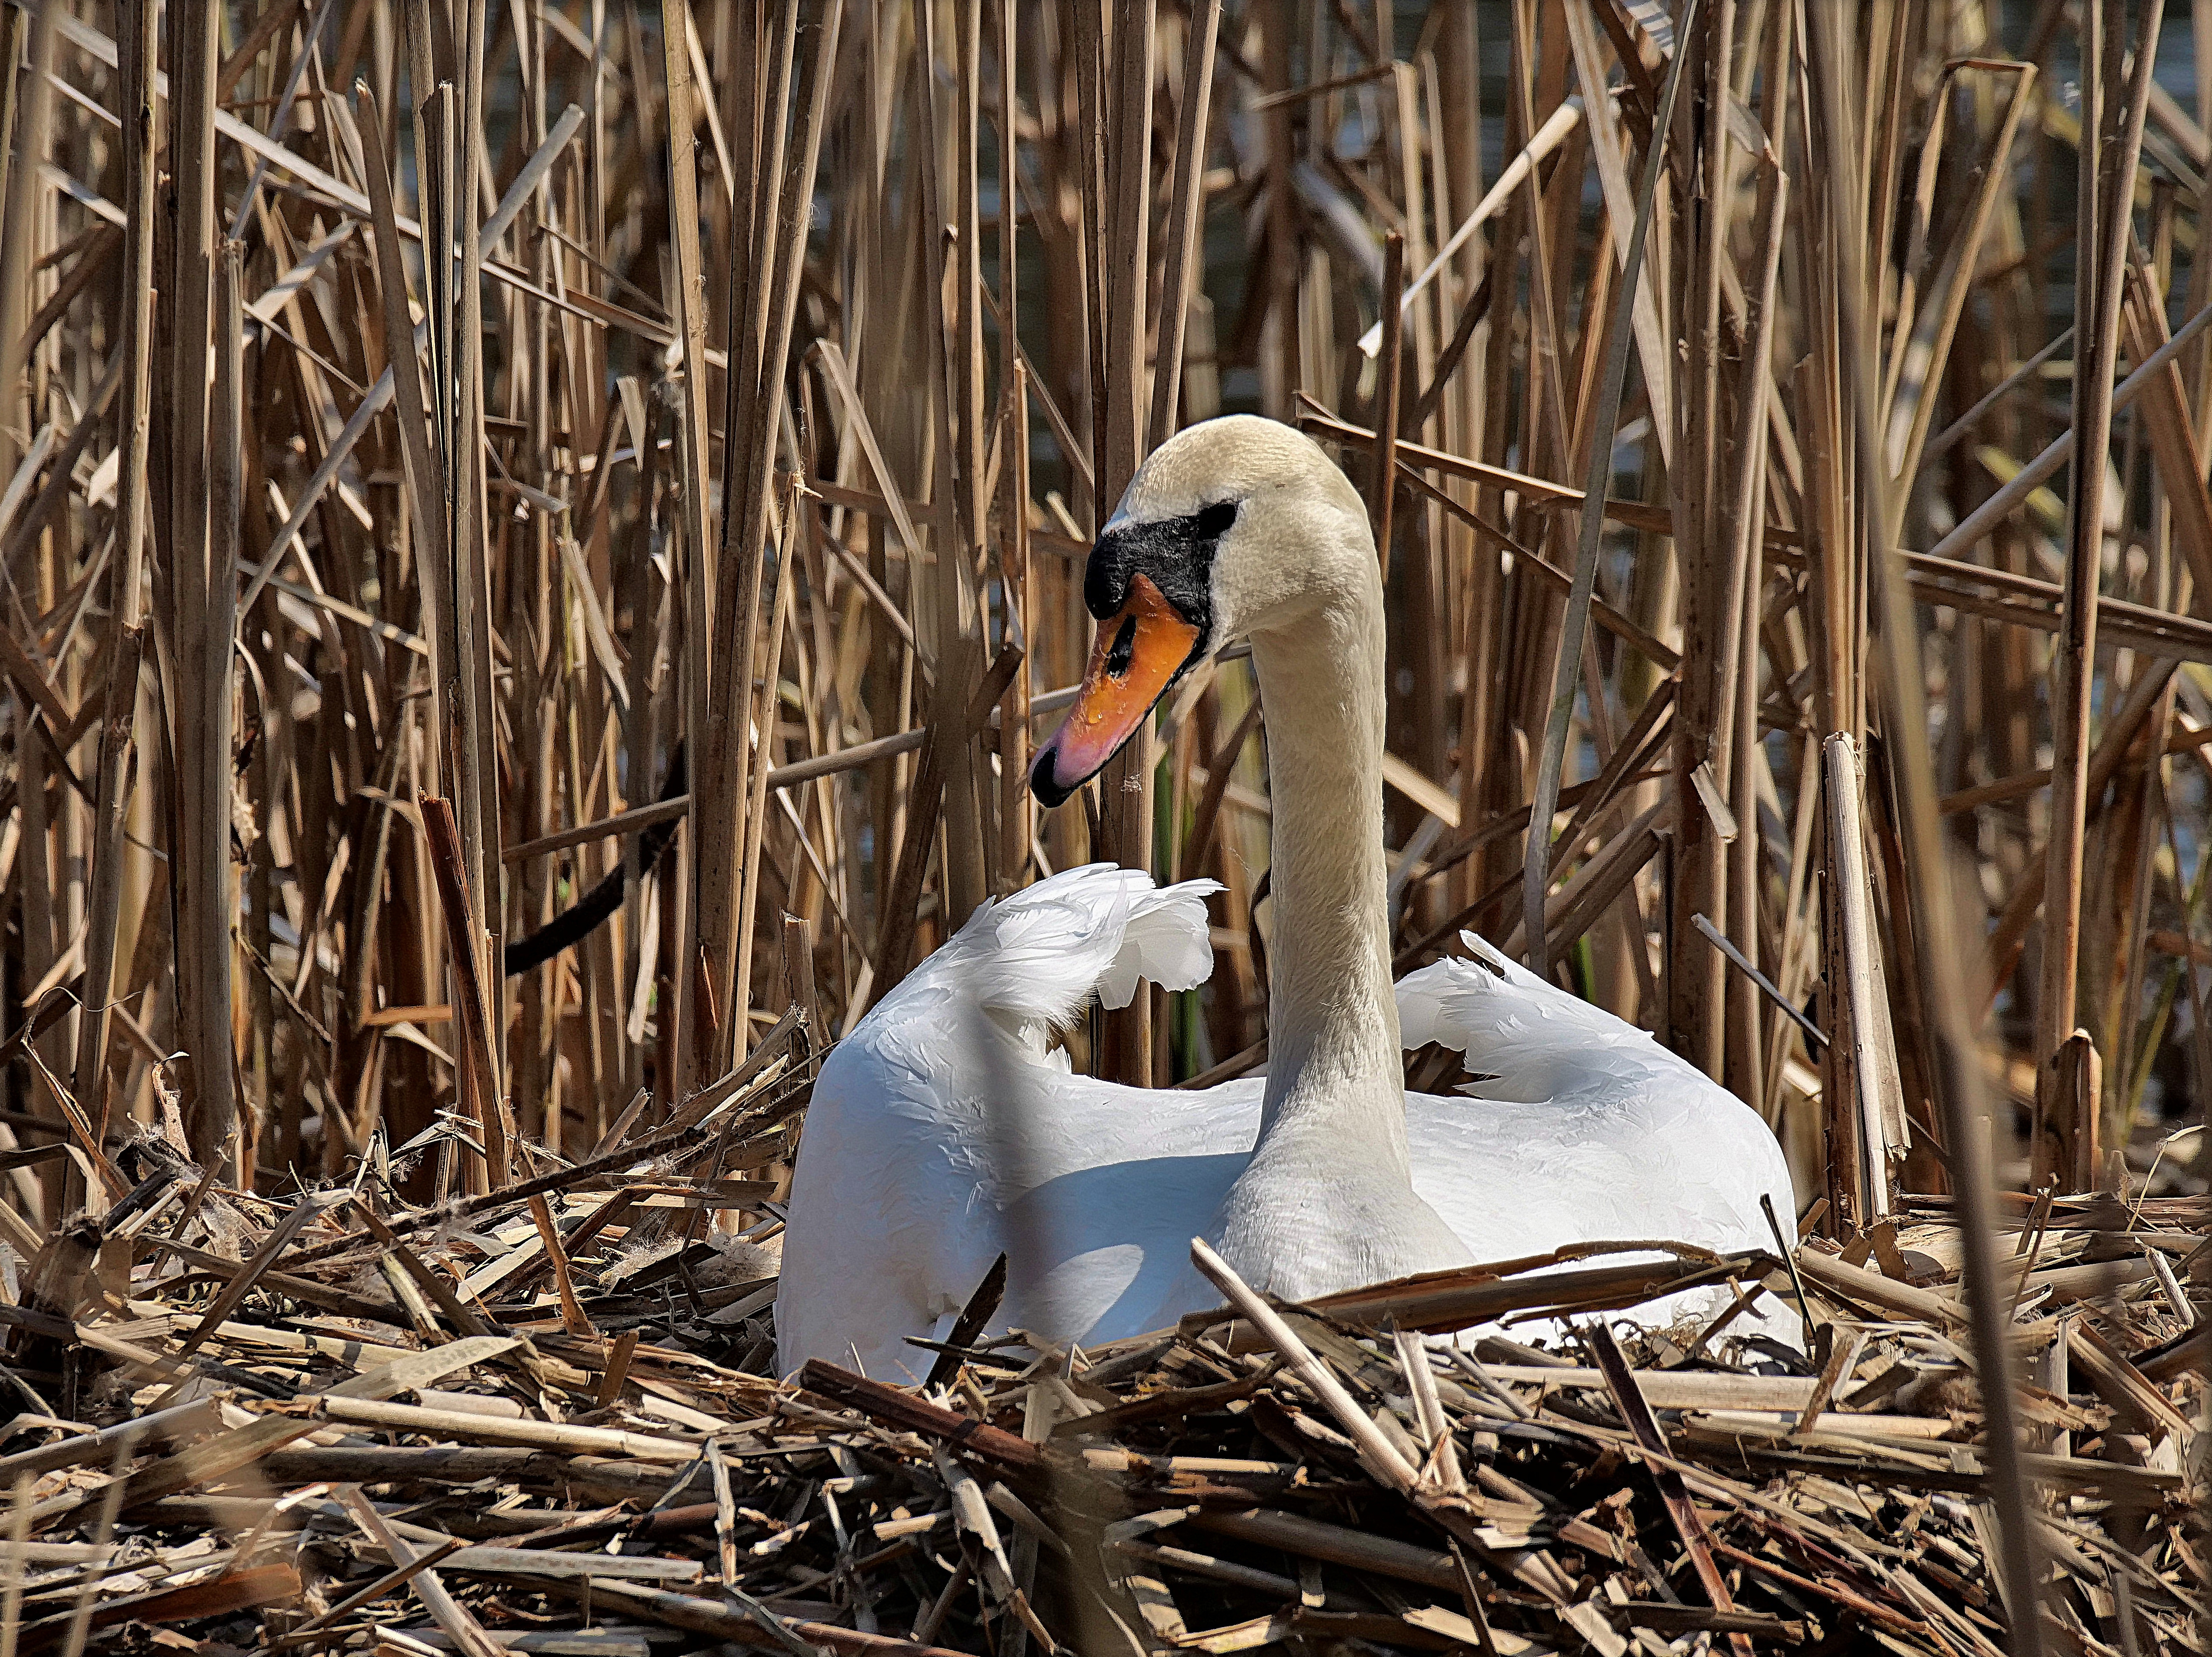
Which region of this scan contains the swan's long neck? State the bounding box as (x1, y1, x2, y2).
(1247, 576, 1406, 1172)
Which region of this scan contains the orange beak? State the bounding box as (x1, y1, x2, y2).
(1030, 573, 1202, 806)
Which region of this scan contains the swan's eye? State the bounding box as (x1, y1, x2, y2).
(1195, 500, 1238, 537)
(1104, 615, 1137, 677)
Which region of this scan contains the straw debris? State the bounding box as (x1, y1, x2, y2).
(0, 1146, 2198, 1655)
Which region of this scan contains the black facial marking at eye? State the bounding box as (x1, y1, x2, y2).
(1082, 497, 1241, 693)
(1085, 501, 1240, 619)
(1105, 615, 1136, 677)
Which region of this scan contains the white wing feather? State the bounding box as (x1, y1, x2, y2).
(776, 867, 1243, 1378)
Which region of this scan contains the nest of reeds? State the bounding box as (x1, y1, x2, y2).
(0, 1058, 2198, 1657)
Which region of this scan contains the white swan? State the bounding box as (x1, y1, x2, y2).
(777, 416, 1794, 1378)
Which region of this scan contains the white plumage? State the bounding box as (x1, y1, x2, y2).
(776, 865, 1795, 1379)
(1395, 938, 1796, 1274)
(775, 865, 1253, 1377)
(776, 417, 1794, 1379)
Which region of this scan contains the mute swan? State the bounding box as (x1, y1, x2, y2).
(777, 416, 1794, 1377)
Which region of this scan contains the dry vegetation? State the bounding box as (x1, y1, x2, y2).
(0, 0, 2205, 1651)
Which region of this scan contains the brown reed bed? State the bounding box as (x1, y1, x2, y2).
(0, 0, 2205, 1650)
(0, 1156, 2196, 1655)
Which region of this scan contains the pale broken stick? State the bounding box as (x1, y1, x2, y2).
(1359, 97, 1585, 356)
(336, 1487, 506, 1657)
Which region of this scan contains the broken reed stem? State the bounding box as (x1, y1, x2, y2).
(2039, 2, 2163, 1097)
(1187, 1237, 1419, 1495)
(1369, 233, 1405, 576)
(419, 795, 509, 1191)
(1822, 734, 1895, 1224)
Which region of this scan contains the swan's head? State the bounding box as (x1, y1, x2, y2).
(1030, 414, 1372, 806)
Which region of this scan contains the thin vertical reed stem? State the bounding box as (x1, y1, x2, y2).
(1804, 3, 2052, 1647)
(660, 0, 718, 1094)
(1369, 234, 1405, 576)
(1526, 4, 1698, 979)
(995, 0, 1032, 892)
(2039, 1, 2161, 1105)
(68, 0, 163, 1146)
(0, 0, 57, 477)
(1668, 0, 1734, 1079)
(1095, 0, 1157, 1084)
(169, 0, 234, 1168)
(1146, 0, 1221, 453)
(452, 0, 503, 1071)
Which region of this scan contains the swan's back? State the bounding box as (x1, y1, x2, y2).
(1399, 937, 1796, 1337)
